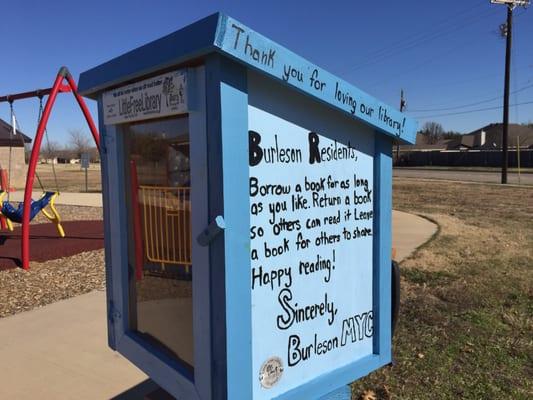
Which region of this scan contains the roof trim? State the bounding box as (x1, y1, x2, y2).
(214, 15, 416, 143)
(78, 13, 221, 98)
(79, 13, 417, 143)
(0, 118, 32, 144)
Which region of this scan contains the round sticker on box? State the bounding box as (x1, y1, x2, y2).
(259, 357, 283, 389)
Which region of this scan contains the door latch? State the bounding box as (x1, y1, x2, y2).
(197, 215, 225, 246)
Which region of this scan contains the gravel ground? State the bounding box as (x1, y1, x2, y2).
(0, 205, 105, 318)
(136, 275, 192, 302)
(0, 250, 105, 318)
(31, 205, 103, 223)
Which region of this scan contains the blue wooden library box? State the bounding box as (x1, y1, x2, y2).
(79, 13, 416, 400)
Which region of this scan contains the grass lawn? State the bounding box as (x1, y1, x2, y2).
(352, 179, 533, 399)
(26, 163, 102, 192)
(395, 166, 533, 174)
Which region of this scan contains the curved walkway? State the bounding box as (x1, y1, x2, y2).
(392, 210, 438, 262)
(0, 210, 437, 399)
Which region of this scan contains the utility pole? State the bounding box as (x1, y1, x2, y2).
(396, 89, 406, 165)
(491, 0, 530, 184)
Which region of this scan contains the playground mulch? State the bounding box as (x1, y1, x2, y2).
(0, 220, 104, 270)
(0, 210, 106, 317)
(0, 249, 104, 317)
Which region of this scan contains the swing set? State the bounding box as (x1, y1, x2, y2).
(0, 67, 100, 270)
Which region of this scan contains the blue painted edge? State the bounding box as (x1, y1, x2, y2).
(319, 385, 351, 400)
(273, 354, 385, 400)
(204, 54, 229, 400)
(373, 133, 393, 360)
(102, 124, 128, 349)
(97, 95, 116, 350)
(188, 65, 213, 400)
(120, 333, 201, 399)
(218, 58, 254, 399)
(78, 13, 220, 96)
(108, 129, 202, 398)
(78, 12, 416, 144)
(99, 69, 210, 399)
(214, 14, 417, 144)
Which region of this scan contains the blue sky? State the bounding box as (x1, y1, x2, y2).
(0, 0, 532, 146)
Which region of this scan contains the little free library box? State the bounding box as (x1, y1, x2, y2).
(79, 13, 416, 400)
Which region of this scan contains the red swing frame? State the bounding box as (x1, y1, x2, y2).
(0, 67, 100, 270)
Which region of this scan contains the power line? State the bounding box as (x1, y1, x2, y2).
(363, 35, 483, 90)
(412, 99, 533, 119)
(342, 6, 497, 74)
(340, 1, 487, 73)
(409, 81, 533, 112)
(491, 0, 530, 184)
(405, 64, 532, 105)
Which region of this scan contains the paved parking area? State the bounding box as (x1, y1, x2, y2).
(394, 168, 532, 185)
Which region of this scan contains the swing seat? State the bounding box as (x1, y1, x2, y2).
(0, 191, 65, 237)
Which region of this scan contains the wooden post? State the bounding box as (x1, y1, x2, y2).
(517, 136, 521, 184)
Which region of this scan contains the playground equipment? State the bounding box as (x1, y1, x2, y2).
(79, 13, 416, 400)
(0, 97, 65, 237)
(0, 66, 100, 270)
(0, 190, 64, 236)
(130, 157, 192, 281)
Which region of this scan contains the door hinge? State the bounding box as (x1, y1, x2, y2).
(109, 301, 122, 324)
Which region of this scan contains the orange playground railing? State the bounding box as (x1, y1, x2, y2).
(139, 185, 192, 267)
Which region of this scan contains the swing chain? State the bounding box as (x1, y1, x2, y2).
(6, 101, 14, 202)
(37, 95, 59, 193)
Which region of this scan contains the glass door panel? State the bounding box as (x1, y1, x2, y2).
(123, 116, 194, 373)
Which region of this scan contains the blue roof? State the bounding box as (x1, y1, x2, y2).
(79, 13, 416, 143)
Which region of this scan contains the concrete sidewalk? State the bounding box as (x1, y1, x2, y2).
(7, 191, 103, 207)
(0, 290, 147, 400)
(0, 211, 437, 399)
(392, 210, 437, 261)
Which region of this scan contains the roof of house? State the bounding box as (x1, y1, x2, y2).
(402, 124, 533, 151)
(465, 123, 533, 148)
(400, 133, 457, 151)
(0, 118, 32, 147)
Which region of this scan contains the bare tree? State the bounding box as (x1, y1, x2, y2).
(42, 140, 61, 162)
(421, 121, 444, 144)
(68, 129, 91, 158)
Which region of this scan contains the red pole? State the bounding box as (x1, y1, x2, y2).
(20, 67, 101, 270)
(130, 160, 144, 281)
(21, 72, 65, 270)
(0, 170, 6, 230)
(64, 71, 100, 151)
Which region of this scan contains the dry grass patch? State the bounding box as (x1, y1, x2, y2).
(353, 179, 533, 399)
(19, 163, 103, 192)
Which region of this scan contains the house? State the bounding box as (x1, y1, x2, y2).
(0, 118, 32, 189)
(396, 123, 533, 167)
(463, 123, 533, 149)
